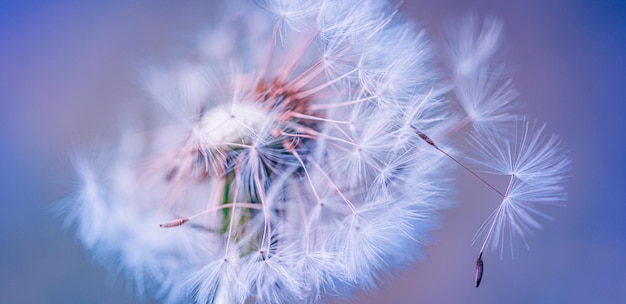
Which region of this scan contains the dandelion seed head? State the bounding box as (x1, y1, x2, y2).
(63, 0, 571, 300)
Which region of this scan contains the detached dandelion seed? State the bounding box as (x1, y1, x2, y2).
(475, 251, 484, 288)
(61, 0, 570, 302)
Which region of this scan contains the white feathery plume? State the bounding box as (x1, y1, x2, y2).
(469, 121, 571, 257)
(445, 16, 519, 134)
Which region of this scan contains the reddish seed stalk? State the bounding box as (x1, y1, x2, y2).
(257, 17, 284, 83)
(414, 128, 505, 197)
(158, 202, 264, 228)
(277, 31, 320, 84)
(293, 68, 358, 100)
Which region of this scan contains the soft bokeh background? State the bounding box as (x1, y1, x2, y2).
(1, 0, 624, 303)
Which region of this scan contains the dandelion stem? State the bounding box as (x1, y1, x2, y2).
(224, 167, 241, 256)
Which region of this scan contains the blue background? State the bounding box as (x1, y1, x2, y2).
(1, 0, 624, 303)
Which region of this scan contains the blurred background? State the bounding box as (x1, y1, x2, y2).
(1, 0, 624, 303)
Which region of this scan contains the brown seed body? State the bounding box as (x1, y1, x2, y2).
(475, 252, 484, 287)
(159, 218, 189, 228)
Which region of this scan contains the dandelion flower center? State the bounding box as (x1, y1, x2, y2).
(197, 102, 269, 147)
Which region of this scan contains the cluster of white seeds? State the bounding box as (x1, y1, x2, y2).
(63, 0, 570, 303)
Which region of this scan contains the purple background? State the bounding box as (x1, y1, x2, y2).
(1, 0, 624, 303)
